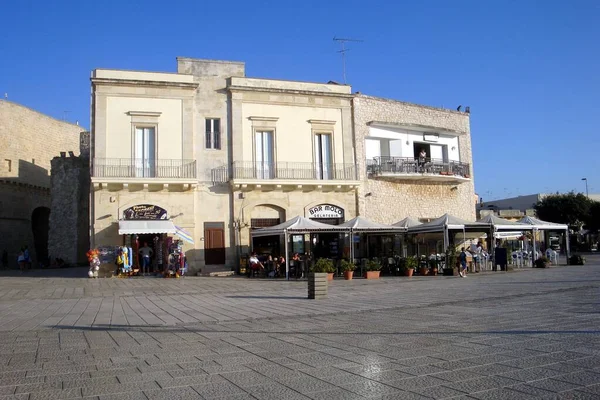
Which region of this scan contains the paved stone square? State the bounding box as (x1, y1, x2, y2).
(0, 262, 599, 399)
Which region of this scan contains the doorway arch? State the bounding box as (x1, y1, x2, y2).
(31, 207, 50, 266)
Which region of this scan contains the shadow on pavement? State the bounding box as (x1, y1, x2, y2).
(226, 295, 306, 299)
(0, 267, 88, 278)
(48, 323, 600, 336)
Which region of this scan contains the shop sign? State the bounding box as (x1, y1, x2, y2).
(308, 204, 344, 219)
(123, 204, 168, 220)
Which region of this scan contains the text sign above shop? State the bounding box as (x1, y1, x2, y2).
(308, 204, 344, 219)
(123, 204, 168, 220)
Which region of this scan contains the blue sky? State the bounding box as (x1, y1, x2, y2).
(1, 0, 598, 200)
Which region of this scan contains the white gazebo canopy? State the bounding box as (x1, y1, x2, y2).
(406, 213, 489, 251)
(393, 217, 422, 230)
(339, 216, 403, 232)
(518, 216, 568, 231)
(250, 216, 347, 279)
(517, 215, 570, 262)
(339, 216, 403, 261)
(407, 213, 488, 234)
(477, 214, 533, 231)
(251, 216, 344, 238)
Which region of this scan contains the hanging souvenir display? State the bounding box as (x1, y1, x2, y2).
(86, 249, 100, 278)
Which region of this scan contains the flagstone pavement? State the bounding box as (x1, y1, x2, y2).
(0, 263, 599, 399)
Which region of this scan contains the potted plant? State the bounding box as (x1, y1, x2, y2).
(398, 256, 417, 277)
(312, 258, 335, 280)
(308, 258, 333, 299)
(419, 255, 428, 276)
(443, 247, 459, 276)
(340, 259, 356, 280)
(428, 258, 438, 275)
(365, 259, 382, 279)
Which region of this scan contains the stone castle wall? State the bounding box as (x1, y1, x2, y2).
(48, 155, 90, 265)
(0, 100, 83, 187)
(0, 100, 84, 265)
(353, 95, 476, 223)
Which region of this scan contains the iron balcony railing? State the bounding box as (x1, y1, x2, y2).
(93, 158, 197, 179)
(367, 156, 471, 178)
(212, 161, 357, 183)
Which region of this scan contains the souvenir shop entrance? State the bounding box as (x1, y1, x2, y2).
(116, 204, 188, 276)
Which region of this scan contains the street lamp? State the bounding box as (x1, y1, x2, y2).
(582, 178, 589, 198)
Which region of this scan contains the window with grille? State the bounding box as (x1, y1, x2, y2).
(251, 218, 280, 228)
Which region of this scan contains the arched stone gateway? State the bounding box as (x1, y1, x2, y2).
(249, 204, 286, 256)
(31, 207, 50, 266)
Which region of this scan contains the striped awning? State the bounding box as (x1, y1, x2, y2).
(118, 220, 177, 235)
(175, 226, 194, 245)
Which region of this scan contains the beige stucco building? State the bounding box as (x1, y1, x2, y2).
(90, 58, 359, 275)
(90, 57, 476, 274)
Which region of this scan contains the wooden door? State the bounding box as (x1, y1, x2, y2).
(204, 225, 225, 265)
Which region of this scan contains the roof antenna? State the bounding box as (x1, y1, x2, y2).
(333, 37, 363, 84)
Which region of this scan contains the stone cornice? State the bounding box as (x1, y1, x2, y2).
(356, 94, 470, 117)
(228, 85, 354, 99)
(91, 78, 199, 90)
(367, 121, 466, 135)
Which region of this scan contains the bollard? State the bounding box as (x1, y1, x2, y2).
(308, 272, 328, 299)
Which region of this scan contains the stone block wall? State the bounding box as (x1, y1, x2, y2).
(0, 100, 83, 188)
(0, 100, 84, 266)
(353, 95, 476, 222)
(48, 155, 90, 265)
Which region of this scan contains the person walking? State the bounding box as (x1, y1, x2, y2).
(459, 247, 468, 278)
(17, 248, 26, 273)
(138, 243, 153, 275)
(23, 246, 31, 270)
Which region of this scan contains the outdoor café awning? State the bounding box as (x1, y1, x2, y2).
(339, 216, 404, 233)
(118, 220, 177, 235)
(251, 216, 345, 238)
(477, 214, 533, 231)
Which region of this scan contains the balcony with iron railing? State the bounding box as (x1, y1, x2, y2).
(366, 156, 471, 183)
(92, 158, 197, 182)
(212, 161, 359, 189)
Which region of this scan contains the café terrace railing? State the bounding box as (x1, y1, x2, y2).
(211, 161, 357, 184)
(93, 158, 197, 179)
(366, 156, 471, 178)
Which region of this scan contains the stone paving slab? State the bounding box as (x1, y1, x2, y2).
(0, 264, 599, 398)
(0, 264, 599, 331)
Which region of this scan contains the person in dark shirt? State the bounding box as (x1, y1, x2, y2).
(459, 247, 468, 278)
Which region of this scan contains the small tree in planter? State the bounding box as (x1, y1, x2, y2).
(365, 259, 382, 279)
(340, 260, 356, 280)
(308, 258, 334, 299)
(405, 256, 418, 277)
(312, 258, 336, 280)
(443, 247, 459, 276)
(398, 257, 417, 277)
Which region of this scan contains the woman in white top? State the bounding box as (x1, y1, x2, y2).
(248, 252, 264, 277)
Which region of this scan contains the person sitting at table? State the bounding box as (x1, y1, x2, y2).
(266, 255, 276, 278)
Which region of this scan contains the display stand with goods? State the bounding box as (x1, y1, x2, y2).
(86, 249, 100, 278)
